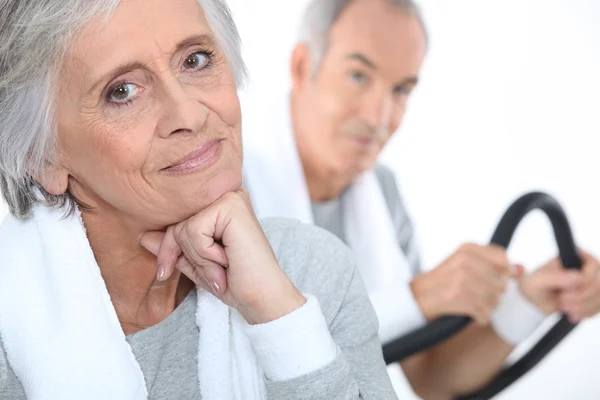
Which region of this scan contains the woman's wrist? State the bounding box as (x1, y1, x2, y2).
(243, 293, 338, 381)
(239, 278, 306, 325)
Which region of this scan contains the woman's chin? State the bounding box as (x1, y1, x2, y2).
(167, 168, 243, 222)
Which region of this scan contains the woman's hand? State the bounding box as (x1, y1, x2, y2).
(140, 190, 306, 325)
(520, 251, 600, 322)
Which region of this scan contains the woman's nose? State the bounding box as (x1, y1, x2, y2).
(156, 82, 209, 139)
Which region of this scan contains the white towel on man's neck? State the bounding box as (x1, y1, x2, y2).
(0, 203, 266, 400)
(242, 95, 425, 344)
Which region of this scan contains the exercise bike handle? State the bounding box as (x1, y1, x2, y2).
(381, 191, 582, 400)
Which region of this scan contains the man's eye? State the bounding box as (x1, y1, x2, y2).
(350, 71, 367, 85)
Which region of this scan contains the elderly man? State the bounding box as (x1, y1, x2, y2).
(242, 0, 600, 398)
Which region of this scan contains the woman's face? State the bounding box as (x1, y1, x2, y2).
(51, 0, 243, 228)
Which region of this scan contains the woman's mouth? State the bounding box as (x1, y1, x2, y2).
(160, 139, 223, 174)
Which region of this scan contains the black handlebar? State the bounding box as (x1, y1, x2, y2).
(381, 192, 582, 400)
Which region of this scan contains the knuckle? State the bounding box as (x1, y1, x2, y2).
(456, 243, 475, 256)
(459, 242, 477, 253)
(183, 222, 197, 241)
(238, 188, 251, 201)
(225, 191, 248, 211)
(493, 258, 510, 272)
(173, 221, 186, 239)
(489, 245, 509, 261)
(452, 252, 471, 269)
(222, 191, 237, 200)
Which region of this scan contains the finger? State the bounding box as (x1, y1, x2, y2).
(537, 269, 585, 292)
(510, 263, 525, 279)
(139, 231, 165, 256)
(201, 259, 228, 297)
(140, 231, 176, 281)
(485, 291, 501, 311)
(174, 218, 229, 268)
(559, 291, 581, 314)
(156, 225, 182, 281)
(562, 304, 585, 323)
(566, 312, 582, 324)
(468, 260, 509, 295)
(453, 250, 506, 293)
(561, 279, 600, 319)
(569, 249, 597, 270)
(581, 256, 600, 283)
(562, 291, 595, 323)
(579, 292, 600, 320)
(176, 256, 228, 297)
(471, 244, 511, 274)
(460, 283, 495, 324)
(476, 282, 502, 314)
(462, 247, 512, 287)
(176, 256, 207, 287)
(236, 188, 253, 208)
(537, 257, 563, 273)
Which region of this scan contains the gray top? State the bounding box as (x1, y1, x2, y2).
(312, 164, 422, 276)
(0, 218, 397, 399)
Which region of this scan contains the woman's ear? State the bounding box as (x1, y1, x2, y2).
(290, 43, 313, 92)
(34, 163, 70, 196)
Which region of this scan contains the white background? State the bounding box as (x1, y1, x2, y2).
(1, 0, 599, 398)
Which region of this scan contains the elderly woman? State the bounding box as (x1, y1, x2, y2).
(0, 0, 398, 399)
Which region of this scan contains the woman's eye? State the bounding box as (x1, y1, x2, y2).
(108, 83, 139, 103)
(183, 51, 210, 71)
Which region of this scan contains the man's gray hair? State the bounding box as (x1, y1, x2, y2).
(0, 0, 247, 219)
(298, 0, 428, 74)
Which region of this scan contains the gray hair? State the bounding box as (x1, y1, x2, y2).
(0, 0, 247, 219)
(298, 0, 428, 74)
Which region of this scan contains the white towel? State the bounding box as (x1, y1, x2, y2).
(0, 203, 267, 400)
(242, 95, 425, 344)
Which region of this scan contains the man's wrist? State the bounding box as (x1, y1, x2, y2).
(410, 273, 439, 322)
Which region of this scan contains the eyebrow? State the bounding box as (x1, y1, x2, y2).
(345, 52, 420, 87)
(86, 34, 214, 94)
(346, 53, 378, 70)
(398, 76, 419, 87)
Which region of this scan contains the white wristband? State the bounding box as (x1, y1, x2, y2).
(490, 280, 548, 345)
(243, 294, 338, 382)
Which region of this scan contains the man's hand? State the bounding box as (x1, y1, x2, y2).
(520, 250, 600, 322)
(410, 243, 520, 324)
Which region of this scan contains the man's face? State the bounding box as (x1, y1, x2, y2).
(294, 0, 427, 178)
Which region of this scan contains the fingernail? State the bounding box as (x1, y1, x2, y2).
(203, 277, 219, 296)
(211, 282, 221, 296)
(157, 265, 165, 281)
